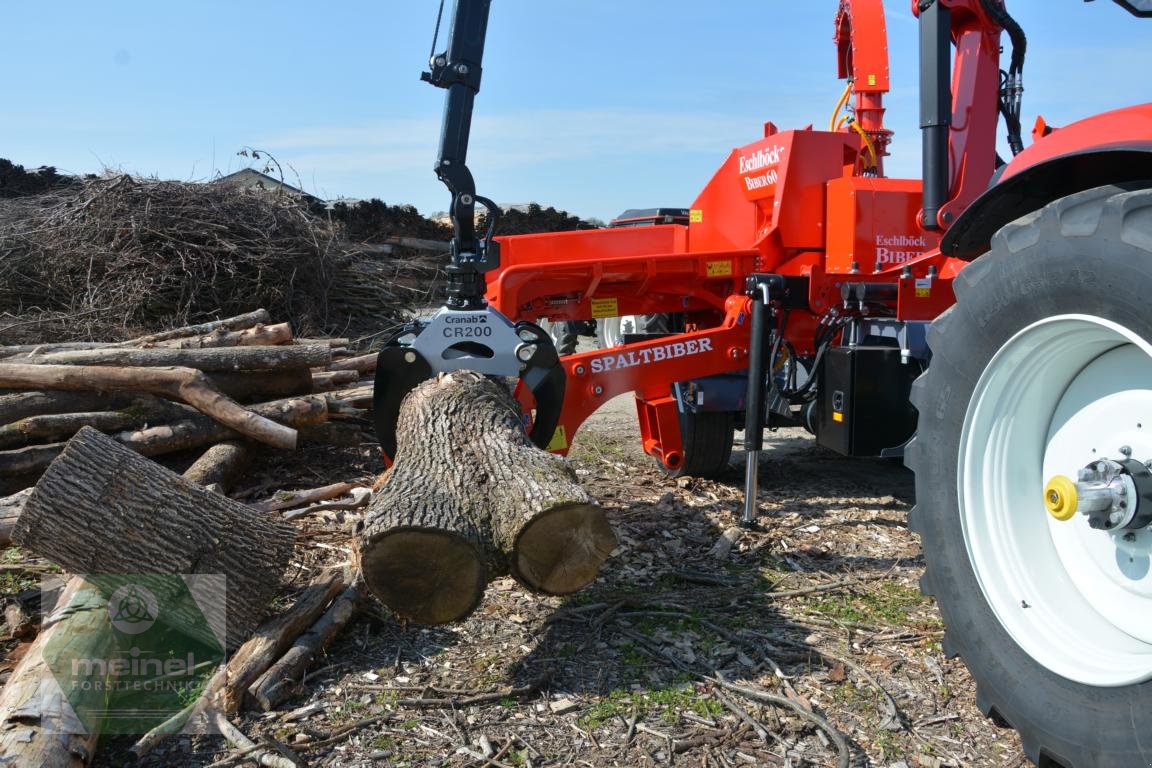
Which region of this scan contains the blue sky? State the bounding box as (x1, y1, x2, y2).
(3, 2, 1149, 222)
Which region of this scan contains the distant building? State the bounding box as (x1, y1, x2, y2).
(212, 168, 318, 203)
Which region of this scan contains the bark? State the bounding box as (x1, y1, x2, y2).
(206, 368, 313, 402)
(182, 440, 251, 490)
(309, 370, 359, 392)
(121, 309, 272, 346)
(251, 481, 360, 513)
(297, 422, 365, 448)
(247, 585, 362, 711)
(13, 427, 296, 648)
(0, 489, 30, 547)
(355, 371, 614, 625)
(0, 411, 142, 450)
(0, 364, 297, 449)
(220, 571, 346, 713)
(327, 353, 378, 373)
(14, 345, 331, 371)
(0, 577, 108, 767)
(0, 390, 191, 426)
(150, 322, 292, 349)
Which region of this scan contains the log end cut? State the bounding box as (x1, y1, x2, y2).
(513, 502, 617, 595)
(358, 528, 487, 625)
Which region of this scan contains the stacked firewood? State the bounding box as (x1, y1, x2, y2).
(0, 308, 378, 492)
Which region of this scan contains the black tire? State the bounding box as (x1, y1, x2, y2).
(664, 410, 735, 479)
(907, 183, 1152, 767)
(541, 320, 579, 356)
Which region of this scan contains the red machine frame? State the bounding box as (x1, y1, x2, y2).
(486, 0, 984, 469)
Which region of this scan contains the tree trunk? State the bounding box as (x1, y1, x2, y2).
(121, 309, 272, 346)
(13, 427, 296, 648)
(0, 578, 108, 767)
(327, 353, 378, 373)
(182, 440, 251, 490)
(0, 390, 191, 426)
(150, 322, 291, 349)
(355, 371, 614, 625)
(0, 411, 143, 450)
(0, 364, 297, 449)
(13, 345, 331, 371)
(0, 488, 30, 547)
(206, 368, 313, 402)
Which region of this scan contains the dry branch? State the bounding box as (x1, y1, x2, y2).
(222, 571, 347, 713)
(247, 585, 363, 711)
(0, 364, 297, 448)
(125, 309, 274, 346)
(150, 322, 292, 349)
(14, 344, 331, 371)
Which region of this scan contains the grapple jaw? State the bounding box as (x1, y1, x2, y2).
(372, 306, 565, 464)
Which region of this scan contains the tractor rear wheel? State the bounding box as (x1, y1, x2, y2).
(908, 183, 1152, 766)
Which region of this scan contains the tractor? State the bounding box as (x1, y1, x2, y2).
(373, 1, 1152, 763)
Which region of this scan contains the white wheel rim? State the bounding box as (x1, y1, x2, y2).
(959, 314, 1152, 687)
(598, 316, 640, 348)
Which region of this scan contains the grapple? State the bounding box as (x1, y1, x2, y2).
(372, 306, 565, 464)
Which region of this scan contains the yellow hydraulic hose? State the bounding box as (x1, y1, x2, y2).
(850, 119, 878, 170)
(829, 81, 852, 131)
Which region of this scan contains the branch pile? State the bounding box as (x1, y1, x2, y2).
(0, 309, 377, 491)
(0, 174, 445, 345)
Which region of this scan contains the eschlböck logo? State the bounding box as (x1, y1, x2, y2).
(108, 583, 159, 635)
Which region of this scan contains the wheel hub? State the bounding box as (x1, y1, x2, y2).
(960, 314, 1152, 686)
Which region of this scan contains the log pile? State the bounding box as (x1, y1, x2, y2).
(0, 309, 378, 491)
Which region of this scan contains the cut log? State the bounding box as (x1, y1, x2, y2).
(151, 322, 292, 349)
(0, 489, 30, 547)
(0, 395, 327, 480)
(0, 364, 298, 449)
(0, 411, 142, 450)
(13, 344, 331, 371)
(310, 370, 359, 392)
(207, 368, 313, 402)
(120, 309, 272, 346)
(13, 427, 296, 648)
(0, 390, 191, 426)
(182, 440, 251, 490)
(0, 577, 109, 767)
(355, 371, 615, 625)
(327, 352, 378, 373)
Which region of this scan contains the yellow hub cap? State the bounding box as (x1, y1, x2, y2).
(1044, 475, 1079, 521)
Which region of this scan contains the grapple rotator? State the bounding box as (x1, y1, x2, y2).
(372, 0, 564, 463)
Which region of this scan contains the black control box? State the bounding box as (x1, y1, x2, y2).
(815, 346, 919, 457)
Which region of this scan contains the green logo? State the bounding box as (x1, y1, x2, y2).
(42, 574, 226, 735)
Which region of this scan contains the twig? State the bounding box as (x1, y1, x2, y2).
(709, 676, 850, 768)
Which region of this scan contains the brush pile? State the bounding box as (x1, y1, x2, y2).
(0, 174, 446, 345)
(0, 309, 379, 493)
